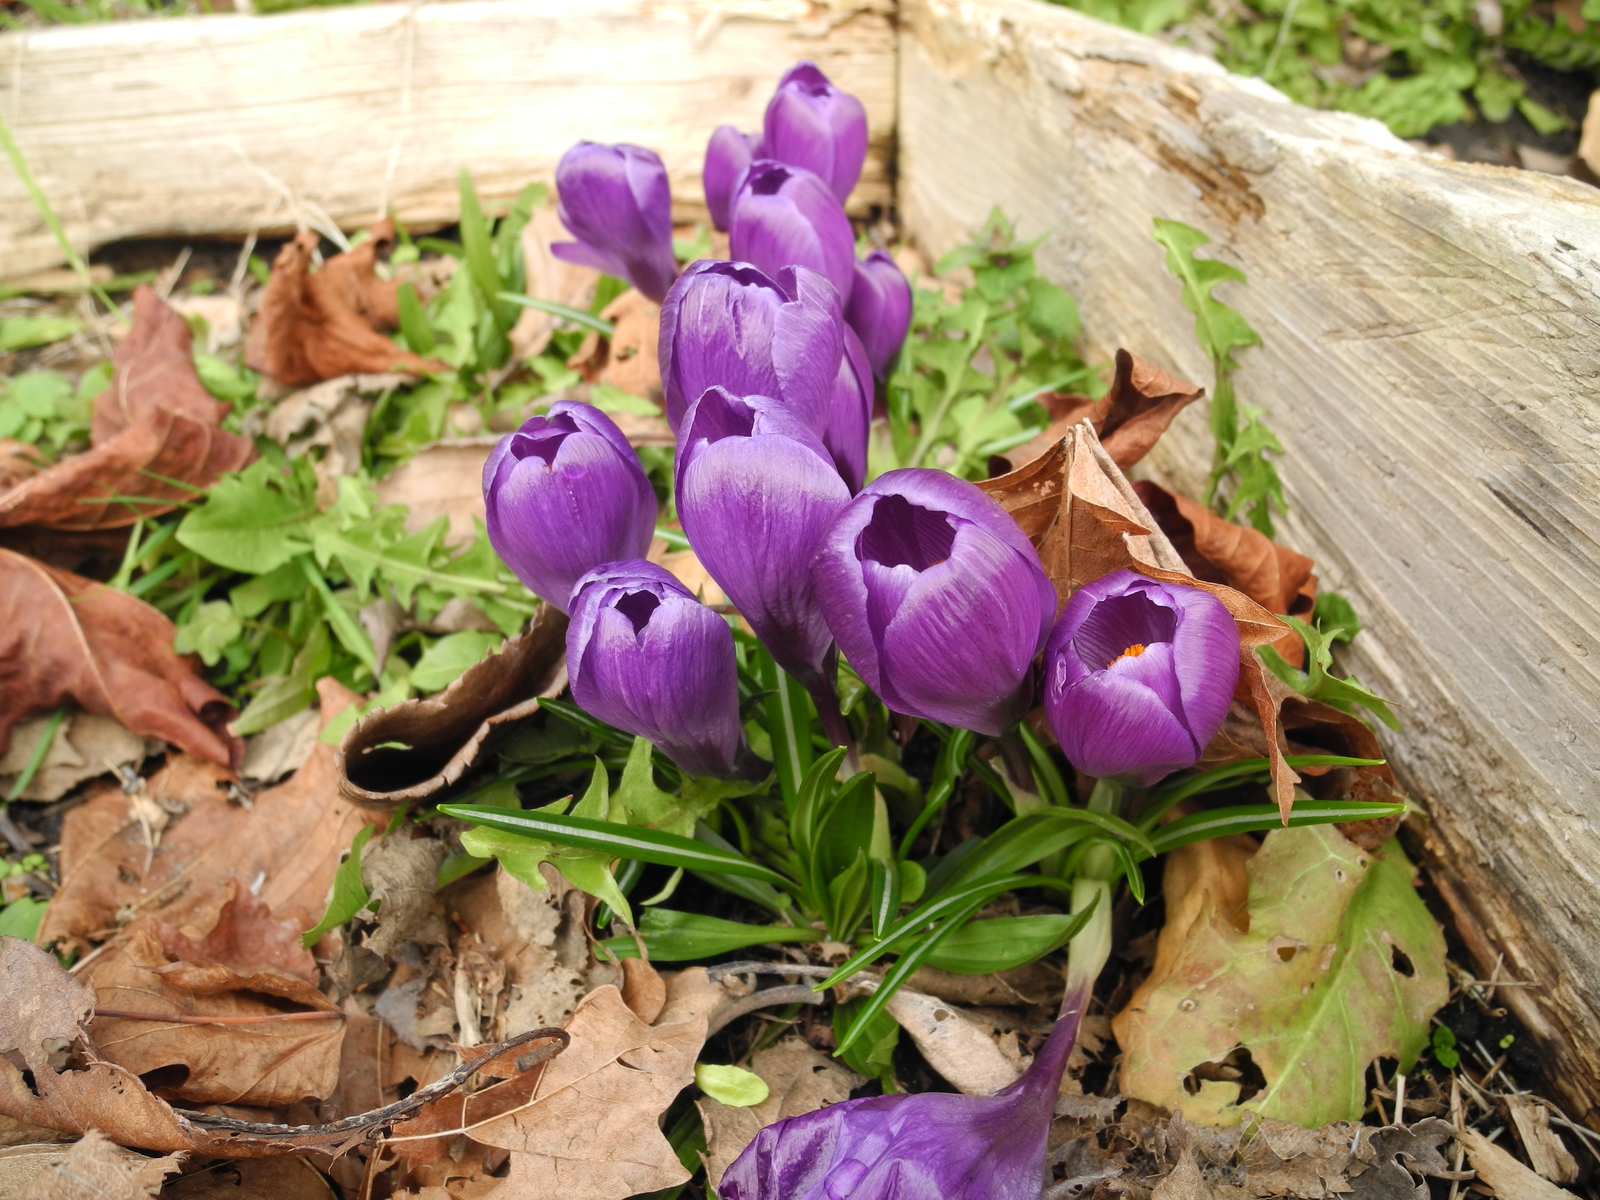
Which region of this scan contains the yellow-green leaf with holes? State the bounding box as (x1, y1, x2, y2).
(1113, 824, 1446, 1127)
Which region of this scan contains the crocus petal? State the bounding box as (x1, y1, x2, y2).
(568, 560, 745, 778)
(482, 401, 657, 612)
(705, 125, 760, 233)
(822, 323, 873, 492)
(555, 141, 678, 303)
(761, 60, 869, 205)
(844, 249, 913, 379)
(721, 989, 1086, 1200)
(677, 388, 850, 687)
(1168, 587, 1242, 744)
(1049, 662, 1198, 786)
(770, 266, 847, 437)
(729, 162, 856, 304)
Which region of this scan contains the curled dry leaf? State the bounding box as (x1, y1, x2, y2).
(338, 606, 568, 809)
(1112, 824, 1447, 1128)
(884, 986, 1027, 1095)
(0, 287, 255, 531)
(0, 548, 241, 767)
(996, 350, 1204, 474)
(697, 1038, 864, 1188)
(81, 914, 341, 1108)
(41, 679, 368, 953)
(245, 221, 448, 386)
(160, 1156, 338, 1200)
(1134, 479, 1315, 667)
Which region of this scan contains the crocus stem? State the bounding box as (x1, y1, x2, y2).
(1065, 871, 1114, 999)
(997, 731, 1047, 814)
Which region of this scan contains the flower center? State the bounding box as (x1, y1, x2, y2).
(509, 412, 581, 466)
(614, 589, 660, 635)
(1071, 592, 1176, 673)
(1110, 643, 1147, 667)
(748, 164, 792, 196)
(691, 388, 757, 442)
(857, 494, 956, 571)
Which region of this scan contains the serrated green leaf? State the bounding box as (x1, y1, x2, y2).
(1117, 825, 1447, 1125)
(1259, 615, 1399, 729)
(301, 823, 376, 946)
(411, 630, 502, 693)
(177, 458, 316, 574)
(1151, 219, 1260, 369)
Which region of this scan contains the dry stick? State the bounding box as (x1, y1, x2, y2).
(95, 1008, 344, 1026)
(180, 1025, 569, 1139)
(707, 985, 824, 1038)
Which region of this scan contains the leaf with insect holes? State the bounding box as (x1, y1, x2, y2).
(1113, 824, 1446, 1127)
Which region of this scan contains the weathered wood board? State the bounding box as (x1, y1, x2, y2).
(899, 0, 1600, 1119)
(0, 0, 895, 277)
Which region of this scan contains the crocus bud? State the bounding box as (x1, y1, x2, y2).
(483, 402, 658, 613)
(1043, 568, 1241, 786)
(844, 250, 912, 379)
(704, 125, 762, 233)
(761, 61, 869, 206)
(721, 987, 1089, 1200)
(551, 142, 678, 303)
(567, 560, 745, 778)
(811, 469, 1055, 735)
(822, 325, 873, 494)
(728, 161, 856, 306)
(659, 260, 844, 435)
(677, 387, 851, 694)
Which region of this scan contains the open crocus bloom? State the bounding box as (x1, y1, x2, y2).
(811, 469, 1055, 736)
(1043, 568, 1241, 786)
(720, 986, 1089, 1200)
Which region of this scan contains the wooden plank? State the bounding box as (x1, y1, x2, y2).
(0, 0, 895, 277)
(899, 0, 1600, 1119)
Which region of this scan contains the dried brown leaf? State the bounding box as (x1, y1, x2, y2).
(1458, 1128, 1578, 1200)
(997, 350, 1203, 474)
(0, 288, 254, 531)
(470, 969, 728, 1200)
(598, 290, 663, 400)
(41, 679, 370, 953)
(509, 207, 599, 363)
(156, 878, 320, 984)
(81, 922, 341, 1107)
(884, 987, 1025, 1095)
(0, 549, 241, 767)
(0, 711, 150, 803)
(372, 438, 499, 548)
(360, 830, 449, 959)
(338, 608, 567, 809)
(245, 223, 447, 386)
(159, 1156, 338, 1199)
(26, 1130, 182, 1199)
(1505, 1097, 1580, 1185)
(1133, 480, 1316, 667)
(697, 1038, 863, 1187)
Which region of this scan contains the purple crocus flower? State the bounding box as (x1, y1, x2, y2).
(762, 61, 869, 206)
(1043, 569, 1241, 786)
(482, 402, 658, 613)
(551, 142, 678, 303)
(676, 387, 851, 697)
(704, 125, 763, 233)
(822, 325, 873, 494)
(721, 986, 1089, 1200)
(811, 469, 1055, 735)
(658, 260, 844, 435)
(728, 161, 856, 306)
(567, 560, 745, 778)
(844, 250, 912, 379)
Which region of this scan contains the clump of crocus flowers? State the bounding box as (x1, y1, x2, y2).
(484, 59, 1245, 1200)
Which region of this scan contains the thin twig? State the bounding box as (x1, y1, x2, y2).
(707, 985, 824, 1038)
(95, 1008, 343, 1026)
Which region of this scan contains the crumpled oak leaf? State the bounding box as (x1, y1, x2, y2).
(471, 969, 727, 1200)
(1113, 824, 1447, 1127)
(0, 548, 241, 767)
(245, 221, 447, 385)
(0, 287, 254, 531)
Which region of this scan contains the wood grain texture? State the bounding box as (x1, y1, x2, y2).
(0, 0, 895, 276)
(898, 0, 1600, 1119)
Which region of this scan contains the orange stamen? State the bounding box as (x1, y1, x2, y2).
(1107, 643, 1147, 668)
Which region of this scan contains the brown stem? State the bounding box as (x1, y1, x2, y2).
(95, 1008, 343, 1025)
